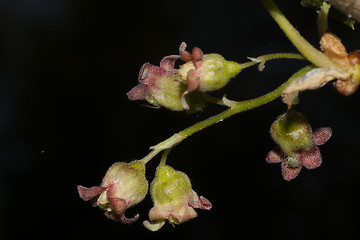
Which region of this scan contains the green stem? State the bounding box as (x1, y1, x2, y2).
(203, 53, 306, 107)
(247, 53, 305, 71)
(159, 149, 171, 166)
(139, 148, 162, 164)
(261, 0, 339, 69)
(150, 65, 315, 152)
(317, 1, 330, 38)
(240, 53, 305, 71)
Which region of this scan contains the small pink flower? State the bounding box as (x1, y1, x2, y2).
(77, 161, 148, 224)
(266, 127, 332, 181)
(127, 55, 179, 101)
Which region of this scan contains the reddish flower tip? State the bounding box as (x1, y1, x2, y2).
(77, 186, 106, 201)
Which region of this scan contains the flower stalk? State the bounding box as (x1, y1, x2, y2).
(261, 0, 339, 69)
(149, 65, 314, 155)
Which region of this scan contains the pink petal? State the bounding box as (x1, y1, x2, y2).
(106, 184, 127, 213)
(179, 42, 193, 62)
(160, 55, 180, 71)
(127, 84, 149, 100)
(281, 161, 302, 181)
(300, 145, 322, 169)
(104, 211, 120, 221)
(266, 148, 284, 163)
(105, 209, 139, 224)
(120, 213, 139, 224)
(312, 127, 332, 145)
(189, 196, 212, 210)
(77, 185, 106, 201)
(106, 184, 139, 224)
(187, 69, 200, 92)
(107, 196, 127, 215)
(191, 47, 203, 68)
(174, 206, 198, 223)
(148, 206, 171, 221)
(137, 63, 152, 81)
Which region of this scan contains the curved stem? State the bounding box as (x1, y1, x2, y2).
(159, 148, 171, 166)
(203, 53, 306, 107)
(261, 0, 339, 69)
(150, 65, 315, 152)
(247, 53, 306, 71)
(139, 148, 162, 164)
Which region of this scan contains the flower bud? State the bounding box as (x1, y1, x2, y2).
(143, 164, 211, 231)
(178, 42, 241, 109)
(270, 111, 313, 157)
(128, 56, 204, 112)
(77, 161, 148, 224)
(178, 53, 241, 92)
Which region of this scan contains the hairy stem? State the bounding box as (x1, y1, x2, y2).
(261, 0, 339, 69)
(150, 65, 315, 153)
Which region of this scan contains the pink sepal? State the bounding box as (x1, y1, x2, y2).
(77, 186, 106, 201)
(281, 161, 302, 181)
(300, 145, 322, 169)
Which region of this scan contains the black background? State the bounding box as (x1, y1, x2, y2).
(1, 0, 360, 239)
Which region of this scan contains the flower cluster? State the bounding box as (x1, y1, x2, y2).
(127, 42, 241, 111)
(78, 0, 360, 232)
(77, 158, 211, 231)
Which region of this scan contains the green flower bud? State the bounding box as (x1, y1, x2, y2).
(270, 111, 313, 156)
(143, 164, 211, 231)
(178, 53, 241, 92)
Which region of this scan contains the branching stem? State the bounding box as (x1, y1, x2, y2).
(140, 1, 333, 164)
(141, 65, 315, 163)
(261, 0, 339, 69)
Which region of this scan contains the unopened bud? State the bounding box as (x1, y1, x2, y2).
(178, 53, 241, 92)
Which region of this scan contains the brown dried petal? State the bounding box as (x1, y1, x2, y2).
(320, 32, 349, 69)
(348, 51, 360, 65)
(333, 79, 359, 96)
(282, 67, 348, 107)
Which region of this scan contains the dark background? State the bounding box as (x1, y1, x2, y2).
(1, 0, 360, 239)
